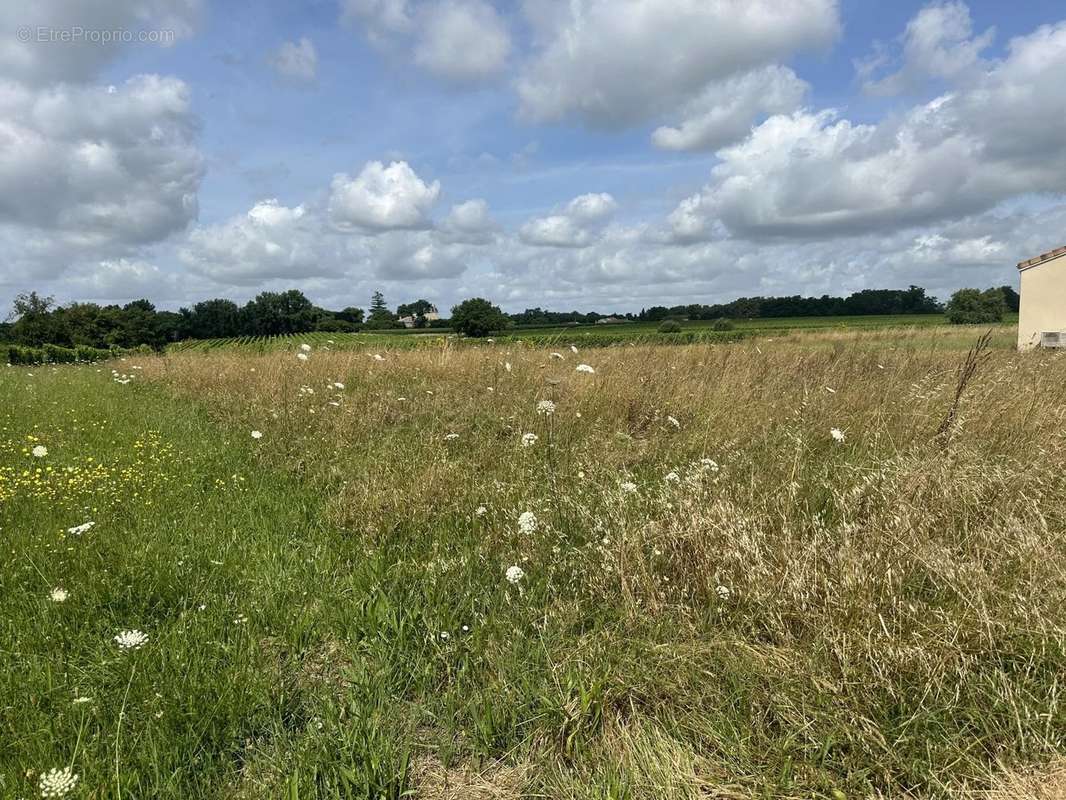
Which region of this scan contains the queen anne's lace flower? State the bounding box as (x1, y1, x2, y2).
(830, 428, 846, 443)
(67, 521, 94, 536)
(38, 766, 79, 798)
(505, 565, 525, 584)
(575, 364, 595, 374)
(518, 511, 537, 534)
(536, 400, 555, 416)
(521, 433, 538, 447)
(50, 587, 69, 603)
(114, 629, 148, 650)
(32, 445, 48, 457)
(251, 430, 263, 439)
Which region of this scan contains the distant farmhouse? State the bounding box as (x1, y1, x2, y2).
(1017, 246, 1066, 350)
(398, 306, 440, 329)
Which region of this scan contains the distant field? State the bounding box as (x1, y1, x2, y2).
(3, 327, 1063, 798)
(167, 313, 1019, 354)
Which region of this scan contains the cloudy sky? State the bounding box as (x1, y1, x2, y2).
(2, 0, 1065, 314)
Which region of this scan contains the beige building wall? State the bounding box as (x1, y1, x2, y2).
(1018, 253, 1066, 350)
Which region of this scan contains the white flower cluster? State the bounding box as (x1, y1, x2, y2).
(32, 445, 48, 458)
(50, 587, 69, 603)
(505, 565, 525, 584)
(518, 511, 538, 534)
(114, 629, 148, 650)
(38, 767, 79, 798)
(521, 433, 538, 448)
(67, 521, 94, 536)
(575, 364, 595, 374)
(536, 399, 556, 416)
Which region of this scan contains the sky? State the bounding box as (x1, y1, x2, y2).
(2, 0, 1066, 314)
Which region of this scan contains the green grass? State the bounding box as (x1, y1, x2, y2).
(166, 314, 1021, 355)
(3, 328, 1063, 798)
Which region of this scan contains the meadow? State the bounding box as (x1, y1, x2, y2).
(2, 323, 1064, 799)
(166, 313, 1020, 355)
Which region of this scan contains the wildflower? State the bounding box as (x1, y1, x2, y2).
(475, 505, 488, 516)
(333, 382, 345, 389)
(716, 585, 732, 600)
(664, 471, 680, 483)
(505, 362, 512, 372)
(72, 696, 92, 705)
(620, 481, 637, 494)
(462, 624, 470, 632)
(49, 587, 69, 603)
(296, 352, 309, 362)
(700, 458, 720, 472)
(250, 430, 263, 440)
(444, 433, 459, 441)
(38, 766, 78, 798)
(32, 445, 48, 458)
(518, 511, 537, 534)
(536, 399, 555, 415)
(550, 352, 564, 360)
(505, 565, 525, 583)
(570, 345, 578, 353)
(299, 343, 312, 352)
(114, 629, 148, 650)
(666, 415, 681, 429)
(575, 364, 595, 374)
(67, 521, 94, 536)
(521, 432, 538, 447)
(372, 354, 385, 361)
(440, 631, 450, 640)
(830, 428, 846, 443)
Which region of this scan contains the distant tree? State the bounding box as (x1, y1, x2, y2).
(945, 288, 1007, 324)
(997, 285, 1020, 313)
(184, 298, 242, 339)
(658, 320, 682, 333)
(712, 318, 735, 331)
(397, 299, 436, 328)
(451, 298, 509, 338)
(9, 292, 61, 346)
(243, 290, 318, 335)
(366, 291, 397, 329)
(336, 306, 365, 325)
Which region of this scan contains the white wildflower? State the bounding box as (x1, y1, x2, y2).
(372, 354, 385, 361)
(700, 458, 720, 472)
(296, 352, 309, 362)
(830, 428, 846, 444)
(32, 445, 48, 458)
(114, 629, 148, 650)
(518, 511, 538, 534)
(439, 631, 450, 640)
(250, 430, 263, 440)
(49, 587, 69, 603)
(666, 415, 680, 429)
(443, 433, 459, 441)
(505, 565, 525, 584)
(72, 696, 92, 705)
(570, 345, 578, 353)
(299, 343, 312, 352)
(664, 471, 680, 483)
(38, 766, 79, 798)
(333, 382, 345, 389)
(575, 364, 595, 374)
(620, 481, 638, 494)
(550, 352, 564, 360)
(475, 505, 488, 516)
(716, 585, 732, 600)
(536, 399, 555, 416)
(67, 521, 94, 536)
(521, 432, 538, 448)
(504, 362, 512, 372)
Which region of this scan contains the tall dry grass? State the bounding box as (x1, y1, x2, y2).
(135, 327, 1066, 798)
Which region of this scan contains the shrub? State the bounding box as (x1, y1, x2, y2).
(711, 318, 735, 331)
(43, 344, 76, 363)
(658, 320, 683, 334)
(451, 298, 510, 338)
(946, 288, 1007, 324)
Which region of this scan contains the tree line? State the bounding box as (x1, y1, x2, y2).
(2, 284, 1020, 348)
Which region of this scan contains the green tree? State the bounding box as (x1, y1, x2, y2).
(945, 288, 1008, 325)
(183, 299, 242, 339)
(997, 285, 1020, 313)
(243, 290, 318, 335)
(366, 291, 397, 329)
(336, 307, 365, 325)
(450, 297, 509, 338)
(9, 292, 63, 346)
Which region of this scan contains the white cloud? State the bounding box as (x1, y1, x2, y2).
(180, 199, 339, 284)
(413, 0, 510, 82)
(0, 0, 201, 85)
(516, 0, 838, 128)
(652, 66, 808, 152)
(519, 193, 617, 248)
(271, 37, 318, 83)
(671, 19, 1066, 241)
(0, 75, 202, 268)
(860, 1, 994, 95)
(440, 198, 497, 243)
(328, 160, 441, 231)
